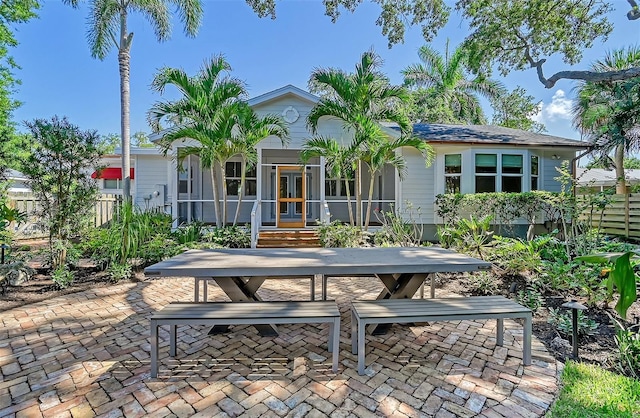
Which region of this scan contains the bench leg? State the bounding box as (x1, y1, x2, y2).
(203, 280, 208, 302)
(358, 319, 366, 375)
(497, 318, 504, 346)
(331, 317, 340, 372)
(170, 325, 177, 357)
(351, 310, 357, 354)
(322, 275, 328, 301)
(524, 314, 532, 366)
(151, 320, 158, 378)
(310, 275, 316, 301)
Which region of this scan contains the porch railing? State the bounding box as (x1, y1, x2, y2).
(250, 200, 261, 249)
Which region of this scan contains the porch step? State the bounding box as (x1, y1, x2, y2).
(257, 230, 321, 248)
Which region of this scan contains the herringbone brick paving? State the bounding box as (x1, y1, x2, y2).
(0, 276, 559, 417)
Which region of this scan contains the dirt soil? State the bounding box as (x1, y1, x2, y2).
(1, 254, 639, 373)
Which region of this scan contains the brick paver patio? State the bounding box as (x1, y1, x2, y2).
(0, 276, 560, 417)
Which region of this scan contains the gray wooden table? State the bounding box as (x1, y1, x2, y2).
(144, 246, 491, 335)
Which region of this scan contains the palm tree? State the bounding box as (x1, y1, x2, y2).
(64, 0, 203, 201)
(402, 42, 505, 124)
(231, 106, 289, 226)
(573, 46, 640, 194)
(148, 56, 247, 227)
(308, 50, 418, 228)
(300, 137, 357, 226)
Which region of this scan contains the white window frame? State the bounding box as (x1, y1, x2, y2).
(103, 179, 122, 190)
(444, 153, 462, 194)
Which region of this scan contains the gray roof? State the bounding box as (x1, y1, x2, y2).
(386, 123, 589, 148)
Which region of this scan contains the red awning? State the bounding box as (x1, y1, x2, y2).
(91, 167, 135, 180)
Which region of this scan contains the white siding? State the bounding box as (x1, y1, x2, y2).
(134, 155, 169, 210)
(399, 147, 436, 224)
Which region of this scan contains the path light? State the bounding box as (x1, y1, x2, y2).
(0, 243, 8, 264)
(561, 299, 587, 359)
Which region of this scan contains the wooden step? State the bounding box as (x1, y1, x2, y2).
(257, 230, 321, 248)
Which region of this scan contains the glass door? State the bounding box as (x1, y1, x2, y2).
(277, 166, 305, 228)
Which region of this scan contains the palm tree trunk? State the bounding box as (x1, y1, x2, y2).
(364, 168, 376, 231)
(615, 143, 627, 194)
(355, 160, 362, 228)
(118, 12, 132, 202)
(344, 178, 354, 226)
(221, 164, 228, 226)
(210, 166, 222, 227)
(233, 159, 246, 226)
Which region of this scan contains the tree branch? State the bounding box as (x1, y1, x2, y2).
(534, 62, 640, 88)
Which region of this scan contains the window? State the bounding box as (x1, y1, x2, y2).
(325, 169, 354, 197)
(178, 164, 192, 194)
(501, 154, 523, 193)
(225, 161, 257, 196)
(531, 155, 539, 191)
(475, 154, 497, 193)
(103, 179, 121, 190)
(444, 154, 462, 194)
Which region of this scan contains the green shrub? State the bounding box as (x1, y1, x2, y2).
(317, 221, 364, 248)
(372, 203, 423, 247)
(52, 266, 74, 289)
(547, 307, 599, 336)
(488, 236, 541, 274)
(437, 215, 493, 260)
(515, 286, 545, 314)
(202, 226, 250, 248)
(468, 271, 499, 295)
(107, 262, 132, 282)
(616, 327, 640, 379)
(138, 234, 187, 265)
(172, 222, 204, 244)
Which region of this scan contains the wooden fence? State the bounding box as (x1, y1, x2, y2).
(7, 193, 120, 239)
(579, 193, 640, 240)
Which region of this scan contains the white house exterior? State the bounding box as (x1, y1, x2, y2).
(98, 85, 587, 240)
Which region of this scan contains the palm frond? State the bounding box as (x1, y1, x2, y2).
(87, 0, 120, 59)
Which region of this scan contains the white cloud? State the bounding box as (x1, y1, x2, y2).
(540, 89, 574, 122)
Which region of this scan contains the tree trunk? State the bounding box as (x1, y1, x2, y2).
(364, 167, 376, 231)
(615, 143, 627, 194)
(355, 160, 362, 228)
(210, 166, 222, 227)
(119, 12, 132, 202)
(344, 178, 354, 226)
(233, 159, 246, 226)
(221, 164, 228, 226)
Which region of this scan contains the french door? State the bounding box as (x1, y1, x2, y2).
(276, 166, 306, 228)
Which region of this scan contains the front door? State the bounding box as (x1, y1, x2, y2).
(277, 166, 305, 228)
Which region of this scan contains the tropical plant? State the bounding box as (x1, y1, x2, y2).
(19, 116, 103, 269)
(577, 251, 639, 319)
(202, 226, 250, 248)
(317, 221, 364, 248)
(615, 326, 640, 379)
(402, 42, 505, 124)
(308, 50, 433, 229)
(65, 0, 202, 200)
(51, 265, 74, 289)
(229, 105, 289, 225)
(372, 203, 424, 247)
(149, 56, 247, 227)
(548, 307, 599, 336)
(437, 215, 494, 260)
(573, 46, 640, 194)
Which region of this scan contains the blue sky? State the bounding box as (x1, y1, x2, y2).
(11, 0, 640, 140)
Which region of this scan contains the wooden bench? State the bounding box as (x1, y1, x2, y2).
(351, 296, 532, 375)
(150, 300, 341, 377)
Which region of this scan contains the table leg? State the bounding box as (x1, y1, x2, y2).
(370, 273, 429, 334)
(150, 319, 158, 378)
(310, 275, 315, 301)
(209, 276, 278, 336)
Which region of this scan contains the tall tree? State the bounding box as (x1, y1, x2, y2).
(573, 46, 640, 194)
(64, 0, 203, 201)
(231, 105, 289, 226)
(148, 56, 247, 227)
(0, 0, 40, 181)
(403, 42, 505, 125)
(308, 50, 433, 229)
(491, 86, 546, 133)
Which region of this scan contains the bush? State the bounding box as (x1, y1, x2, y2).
(437, 215, 494, 260)
(547, 307, 599, 336)
(468, 271, 499, 295)
(317, 221, 364, 248)
(138, 234, 187, 265)
(515, 286, 545, 314)
(616, 327, 640, 379)
(172, 222, 204, 244)
(51, 266, 74, 289)
(488, 236, 541, 274)
(202, 226, 250, 248)
(372, 203, 423, 247)
(107, 262, 132, 282)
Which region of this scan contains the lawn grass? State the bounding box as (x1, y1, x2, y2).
(549, 361, 640, 417)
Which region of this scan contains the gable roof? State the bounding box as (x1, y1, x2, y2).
(248, 84, 319, 107)
(385, 123, 589, 148)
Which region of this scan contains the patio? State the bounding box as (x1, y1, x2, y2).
(0, 276, 559, 417)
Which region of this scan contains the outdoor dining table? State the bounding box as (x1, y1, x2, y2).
(144, 246, 492, 336)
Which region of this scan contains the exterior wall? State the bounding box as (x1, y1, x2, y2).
(133, 155, 169, 211)
(398, 147, 437, 225)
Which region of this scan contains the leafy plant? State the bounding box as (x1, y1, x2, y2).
(0, 203, 26, 244)
(51, 266, 74, 289)
(372, 203, 423, 247)
(577, 251, 639, 319)
(138, 234, 186, 264)
(489, 236, 541, 274)
(172, 221, 204, 244)
(107, 262, 132, 282)
(202, 225, 250, 248)
(515, 286, 545, 314)
(468, 271, 499, 295)
(437, 215, 493, 259)
(615, 326, 640, 379)
(548, 307, 599, 336)
(317, 220, 364, 248)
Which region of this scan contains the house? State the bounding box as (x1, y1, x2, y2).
(575, 167, 640, 192)
(100, 85, 588, 241)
